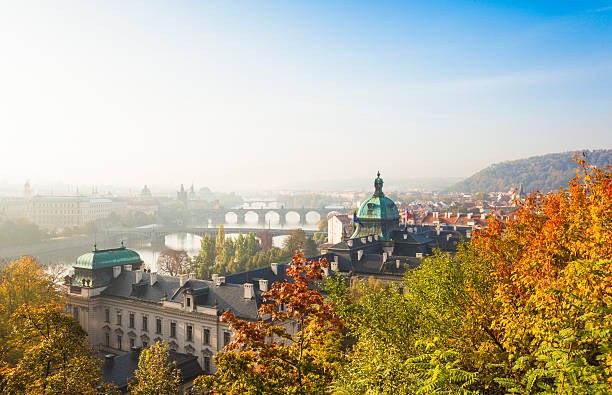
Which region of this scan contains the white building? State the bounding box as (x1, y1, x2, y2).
(327, 213, 352, 245)
(28, 196, 114, 229)
(64, 245, 293, 374)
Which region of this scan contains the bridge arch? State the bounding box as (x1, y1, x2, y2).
(285, 211, 301, 225)
(244, 210, 260, 225)
(264, 211, 281, 226)
(304, 211, 321, 224)
(225, 211, 238, 224)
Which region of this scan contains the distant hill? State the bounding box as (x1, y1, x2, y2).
(446, 149, 612, 194)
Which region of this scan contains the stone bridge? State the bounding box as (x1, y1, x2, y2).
(104, 226, 317, 247)
(190, 208, 338, 226)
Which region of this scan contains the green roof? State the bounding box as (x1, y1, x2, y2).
(356, 172, 399, 220)
(74, 246, 142, 270)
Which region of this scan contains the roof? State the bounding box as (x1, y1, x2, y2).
(101, 348, 202, 392)
(74, 247, 143, 270)
(101, 271, 262, 321)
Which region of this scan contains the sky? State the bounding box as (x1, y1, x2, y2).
(0, 0, 611, 191)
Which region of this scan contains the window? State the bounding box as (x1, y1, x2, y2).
(73, 306, 79, 321)
(142, 316, 148, 331)
(129, 338, 135, 349)
(170, 322, 176, 338)
(203, 356, 211, 373)
(187, 325, 193, 342)
(223, 331, 230, 346)
(203, 328, 210, 345)
(129, 313, 135, 328)
(105, 333, 110, 347)
(116, 311, 122, 326)
(105, 308, 110, 323)
(186, 297, 191, 307)
(156, 318, 162, 334)
(117, 335, 122, 350)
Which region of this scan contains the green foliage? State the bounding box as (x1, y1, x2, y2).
(129, 341, 180, 395)
(0, 304, 115, 394)
(446, 149, 612, 193)
(0, 219, 48, 248)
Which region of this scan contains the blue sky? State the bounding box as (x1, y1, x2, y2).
(0, 1, 610, 190)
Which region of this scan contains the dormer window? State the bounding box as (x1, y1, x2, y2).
(186, 297, 191, 307)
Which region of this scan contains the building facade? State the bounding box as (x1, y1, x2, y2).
(28, 196, 114, 229)
(64, 245, 293, 374)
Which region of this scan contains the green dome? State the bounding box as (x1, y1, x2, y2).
(356, 172, 399, 220)
(351, 172, 400, 241)
(74, 246, 143, 270)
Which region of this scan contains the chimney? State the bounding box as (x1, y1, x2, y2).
(436, 228, 440, 236)
(446, 234, 452, 241)
(467, 213, 473, 219)
(360, 237, 366, 244)
(270, 262, 279, 275)
(334, 255, 339, 264)
(347, 240, 353, 247)
(382, 252, 387, 262)
(367, 235, 372, 242)
(212, 273, 219, 283)
(113, 266, 121, 278)
(466, 231, 472, 239)
(322, 267, 330, 277)
(179, 274, 188, 287)
(215, 276, 225, 286)
(258, 279, 268, 292)
(416, 252, 423, 258)
(150, 272, 158, 285)
(403, 234, 407, 240)
(243, 283, 254, 299)
(134, 270, 142, 283)
(396, 259, 400, 269)
(189, 272, 196, 281)
(124, 265, 132, 271)
(331, 260, 339, 272)
(481, 213, 486, 220)
(357, 250, 363, 261)
(374, 235, 379, 240)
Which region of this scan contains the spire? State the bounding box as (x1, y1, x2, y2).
(373, 171, 384, 197)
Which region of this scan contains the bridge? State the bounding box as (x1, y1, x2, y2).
(190, 207, 339, 226)
(104, 226, 318, 247)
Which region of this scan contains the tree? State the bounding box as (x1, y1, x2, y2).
(215, 224, 225, 256)
(194, 252, 345, 394)
(0, 256, 62, 363)
(302, 237, 318, 258)
(192, 234, 216, 279)
(156, 249, 190, 276)
(313, 232, 326, 246)
(332, 154, 612, 394)
(257, 229, 273, 252)
(283, 228, 306, 253)
(0, 303, 115, 394)
(129, 341, 180, 395)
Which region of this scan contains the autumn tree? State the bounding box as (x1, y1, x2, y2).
(129, 341, 180, 395)
(215, 224, 225, 255)
(156, 249, 190, 276)
(283, 228, 306, 253)
(0, 303, 115, 394)
(194, 252, 345, 394)
(0, 256, 62, 363)
(332, 154, 612, 393)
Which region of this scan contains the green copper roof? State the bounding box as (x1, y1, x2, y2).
(351, 172, 400, 241)
(356, 172, 399, 220)
(74, 246, 143, 270)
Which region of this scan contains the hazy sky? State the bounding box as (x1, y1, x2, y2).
(1, 1, 611, 191)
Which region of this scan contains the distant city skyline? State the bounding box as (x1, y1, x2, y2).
(1, 1, 611, 190)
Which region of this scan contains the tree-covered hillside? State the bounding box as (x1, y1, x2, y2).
(446, 149, 611, 193)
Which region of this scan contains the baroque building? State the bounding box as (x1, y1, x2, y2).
(64, 245, 294, 374)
